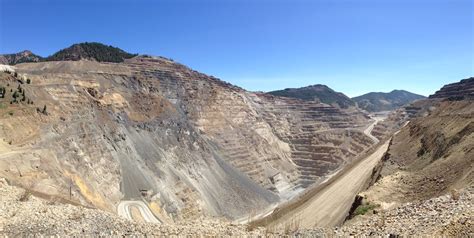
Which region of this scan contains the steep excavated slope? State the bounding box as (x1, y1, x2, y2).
(356, 77, 473, 207)
(353, 90, 426, 112)
(340, 79, 474, 236)
(366, 100, 473, 204)
(267, 84, 356, 109)
(0, 57, 375, 221)
(429, 77, 474, 100)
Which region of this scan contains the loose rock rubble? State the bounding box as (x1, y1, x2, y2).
(340, 188, 473, 237)
(0, 178, 263, 237)
(1, 177, 472, 237)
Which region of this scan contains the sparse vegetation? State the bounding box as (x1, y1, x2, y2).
(0, 50, 43, 65)
(12, 91, 19, 100)
(19, 190, 31, 202)
(353, 202, 380, 216)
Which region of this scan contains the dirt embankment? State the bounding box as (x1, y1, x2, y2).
(249, 137, 391, 230)
(361, 100, 473, 205)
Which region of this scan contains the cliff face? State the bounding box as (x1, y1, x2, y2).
(0, 57, 375, 220)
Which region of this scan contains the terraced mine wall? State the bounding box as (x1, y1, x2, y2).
(429, 77, 474, 100)
(0, 57, 377, 221)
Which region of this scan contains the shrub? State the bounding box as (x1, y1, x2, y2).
(354, 202, 379, 216)
(12, 91, 19, 99)
(19, 191, 31, 202)
(42, 105, 47, 115)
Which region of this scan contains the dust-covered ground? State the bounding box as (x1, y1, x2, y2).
(2, 176, 472, 237)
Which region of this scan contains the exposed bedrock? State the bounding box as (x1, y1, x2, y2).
(0, 57, 377, 220)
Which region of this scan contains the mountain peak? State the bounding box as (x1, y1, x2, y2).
(353, 90, 426, 112)
(0, 50, 43, 65)
(46, 42, 137, 63)
(268, 84, 355, 108)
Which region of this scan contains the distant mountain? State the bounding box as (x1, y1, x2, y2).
(0, 50, 43, 65)
(0, 43, 138, 65)
(267, 84, 356, 108)
(46, 42, 137, 63)
(353, 90, 426, 112)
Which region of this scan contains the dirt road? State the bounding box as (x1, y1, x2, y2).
(364, 116, 385, 144)
(117, 200, 161, 224)
(258, 140, 390, 229)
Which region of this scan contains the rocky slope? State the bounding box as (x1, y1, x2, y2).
(353, 90, 426, 112)
(0, 50, 43, 65)
(0, 177, 263, 236)
(2, 174, 471, 237)
(342, 188, 473, 237)
(429, 77, 474, 100)
(344, 77, 473, 236)
(267, 84, 356, 109)
(0, 49, 377, 223)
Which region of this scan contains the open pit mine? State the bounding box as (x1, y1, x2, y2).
(0, 44, 472, 236)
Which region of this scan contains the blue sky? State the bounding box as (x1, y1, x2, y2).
(0, 0, 472, 97)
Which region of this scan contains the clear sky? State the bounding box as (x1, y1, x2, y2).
(0, 0, 472, 97)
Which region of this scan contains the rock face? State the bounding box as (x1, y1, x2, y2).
(353, 90, 426, 112)
(0, 50, 43, 65)
(0, 55, 375, 221)
(267, 84, 356, 109)
(429, 77, 474, 100)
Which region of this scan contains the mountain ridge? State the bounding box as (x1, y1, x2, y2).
(0, 42, 137, 64)
(267, 84, 356, 109)
(353, 89, 426, 112)
(0, 50, 43, 65)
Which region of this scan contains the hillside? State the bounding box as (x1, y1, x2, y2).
(0, 49, 378, 224)
(429, 77, 474, 100)
(1, 43, 137, 65)
(342, 77, 474, 236)
(0, 44, 472, 236)
(353, 90, 425, 112)
(267, 84, 356, 109)
(0, 50, 43, 65)
(45, 42, 137, 62)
